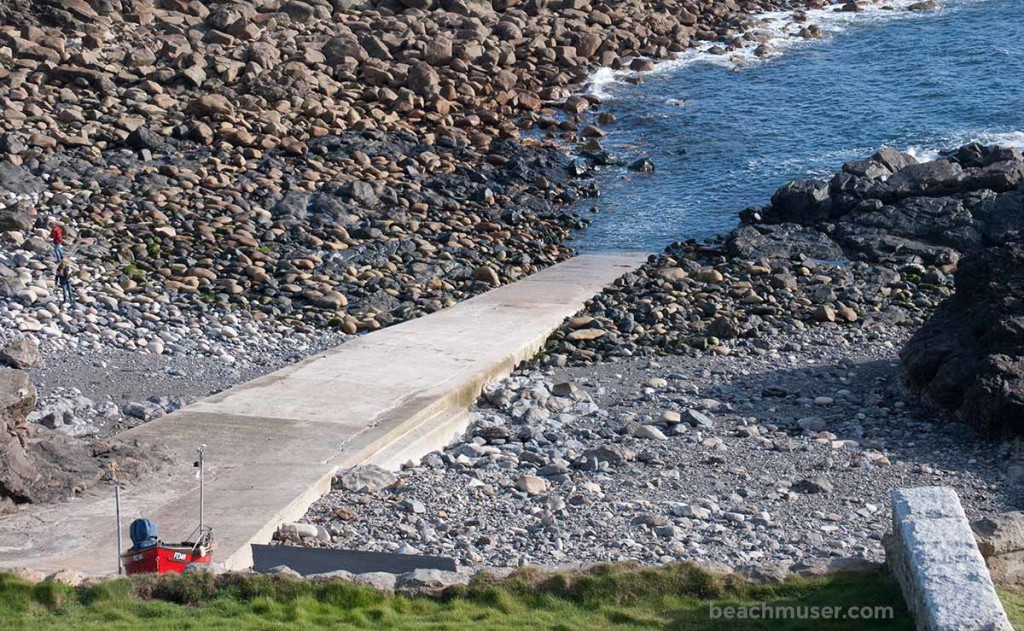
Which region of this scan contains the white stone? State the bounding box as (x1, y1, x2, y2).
(888, 487, 1012, 631)
(633, 425, 668, 440)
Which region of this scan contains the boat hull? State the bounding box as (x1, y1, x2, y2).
(121, 544, 212, 575)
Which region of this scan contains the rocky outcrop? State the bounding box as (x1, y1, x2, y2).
(542, 143, 1024, 375)
(738, 143, 1024, 441)
(0, 368, 166, 509)
(900, 243, 1024, 438)
(0, 368, 99, 505)
(737, 142, 1024, 439)
(0, 369, 39, 504)
(752, 143, 1024, 267)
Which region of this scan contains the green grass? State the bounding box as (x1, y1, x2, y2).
(1000, 587, 1024, 628)
(0, 562, 1012, 631)
(0, 564, 906, 630)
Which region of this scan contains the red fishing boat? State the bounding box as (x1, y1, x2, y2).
(121, 525, 215, 575)
(114, 446, 215, 575)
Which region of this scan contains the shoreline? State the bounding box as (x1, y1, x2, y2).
(0, 0, 858, 438)
(2, 0, 1022, 584)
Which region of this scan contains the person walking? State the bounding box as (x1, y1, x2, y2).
(49, 220, 65, 262)
(56, 261, 75, 306)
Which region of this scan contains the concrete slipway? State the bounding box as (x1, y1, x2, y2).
(0, 253, 645, 575)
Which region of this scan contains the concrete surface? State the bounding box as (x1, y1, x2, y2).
(885, 487, 1012, 631)
(0, 253, 645, 575)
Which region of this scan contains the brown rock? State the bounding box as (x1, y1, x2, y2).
(576, 32, 602, 59)
(187, 94, 234, 117)
(975, 512, 1024, 557)
(696, 268, 724, 283)
(568, 328, 605, 341)
(814, 305, 836, 322)
(656, 267, 688, 282)
(472, 266, 500, 287)
(1, 339, 42, 370)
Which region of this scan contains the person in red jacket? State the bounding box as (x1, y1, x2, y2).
(49, 220, 64, 262)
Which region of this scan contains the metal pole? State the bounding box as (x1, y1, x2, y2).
(112, 464, 123, 575)
(198, 445, 205, 532)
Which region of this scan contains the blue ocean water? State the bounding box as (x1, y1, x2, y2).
(574, 0, 1024, 252)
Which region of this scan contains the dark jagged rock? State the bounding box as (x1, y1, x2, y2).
(769, 179, 832, 223)
(756, 143, 1024, 266)
(628, 157, 656, 173)
(727, 223, 844, 262)
(722, 143, 1024, 439)
(901, 243, 1024, 439)
(542, 144, 1024, 368)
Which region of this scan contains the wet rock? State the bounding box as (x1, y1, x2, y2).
(628, 157, 656, 173)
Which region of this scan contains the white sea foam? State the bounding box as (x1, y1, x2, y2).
(906, 145, 943, 161)
(586, 0, 949, 98)
(904, 130, 1024, 161)
(973, 130, 1024, 148)
(588, 67, 619, 100)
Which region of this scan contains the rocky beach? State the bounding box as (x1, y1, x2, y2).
(1, 0, 835, 502)
(0, 0, 846, 500)
(287, 142, 1024, 577)
(2, 0, 1024, 600)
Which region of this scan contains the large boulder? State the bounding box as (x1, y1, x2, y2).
(1, 339, 43, 370)
(323, 35, 367, 64)
(0, 369, 38, 503)
(727, 223, 844, 262)
(406, 62, 440, 97)
(332, 465, 396, 492)
(0, 210, 35, 232)
(767, 179, 832, 223)
(900, 243, 1024, 438)
(879, 159, 964, 199)
(0, 162, 43, 195)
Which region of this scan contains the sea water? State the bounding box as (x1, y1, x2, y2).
(574, 0, 1024, 251)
